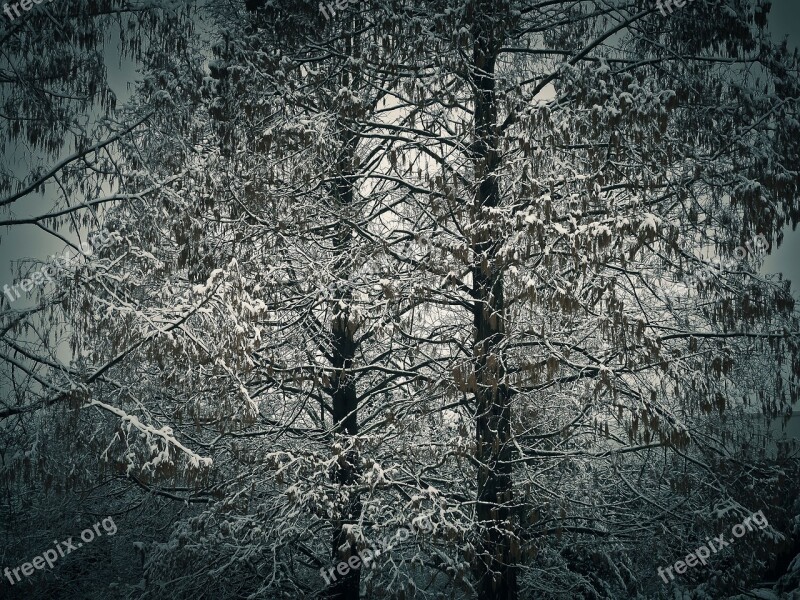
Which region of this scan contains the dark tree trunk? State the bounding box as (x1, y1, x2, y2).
(326, 169, 362, 600)
(471, 7, 518, 599)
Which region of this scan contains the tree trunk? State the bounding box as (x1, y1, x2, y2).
(327, 171, 362, 600)
(471, 12, 518, 600)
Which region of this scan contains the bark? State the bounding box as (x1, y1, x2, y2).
(471, 8, 518, 600)
(327, 166, 362, 600)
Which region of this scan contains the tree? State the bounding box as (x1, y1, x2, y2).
(0, 4, 209, 600)
(69, 2, 451, 598)
(319, 0, 800, 597)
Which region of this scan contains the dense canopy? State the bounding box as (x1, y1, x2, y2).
(1, 1, 799, 599)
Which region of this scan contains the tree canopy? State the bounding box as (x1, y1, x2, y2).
(1, 1, 800, 599)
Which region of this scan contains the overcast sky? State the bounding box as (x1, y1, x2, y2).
(760, 0, 800, 290)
